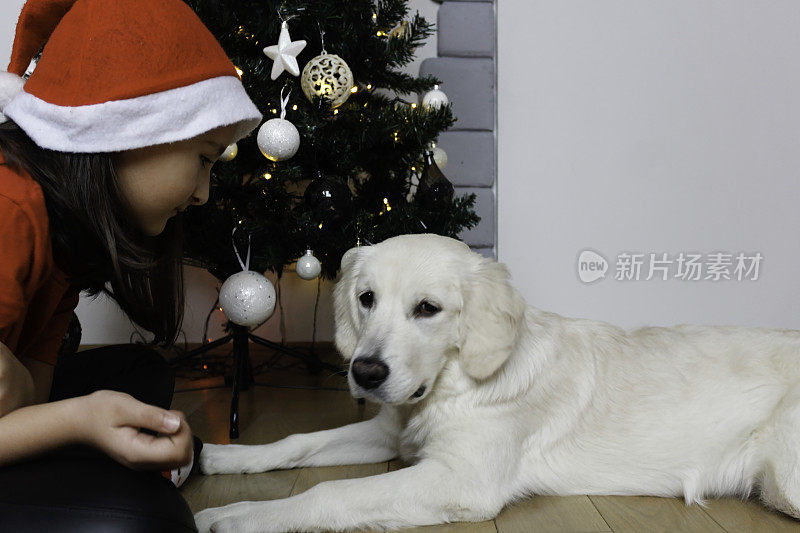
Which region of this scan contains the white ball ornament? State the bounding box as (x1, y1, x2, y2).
(432, 146, 448, 169)
(257, 118, 300, 161)
(219, 143, 238, 162)
(301, 52, 354, 108)
(296, 249, 321, 280)
(219, 270, 276, 327)
(422, 84, 449, 110)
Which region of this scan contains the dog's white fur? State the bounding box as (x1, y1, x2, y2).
(195, 234, 800, 532)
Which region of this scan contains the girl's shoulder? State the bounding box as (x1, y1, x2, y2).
(0, 150, 48, 229)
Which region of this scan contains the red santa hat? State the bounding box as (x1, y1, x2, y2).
(0, 0, 262, 153)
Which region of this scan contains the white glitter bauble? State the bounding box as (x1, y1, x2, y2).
(219, 271, 276, 327)
(296, 249, 321, 280)
(219, 142, 238, 162)
(422, 86, 449, 109)
(257, 118, 300, 161)
(301, 52, 354, 108)
(432, 146, 448, 169)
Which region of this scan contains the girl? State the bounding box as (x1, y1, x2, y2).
(0, 0, 262, 530)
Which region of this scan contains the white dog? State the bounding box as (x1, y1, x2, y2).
(195, 233, 800, 532)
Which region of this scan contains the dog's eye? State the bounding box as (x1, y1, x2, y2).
(415, 300, 441, 317)
(359, 291, 374, 308)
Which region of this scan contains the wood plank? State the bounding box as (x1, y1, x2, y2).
(405, 522, 497, 533)
(702, 497, 800, 532)
(589, 495, 725, 533)
(181, 469, 300, 514)
(495, 495, 610, 533)
(170, 389, 209, 418)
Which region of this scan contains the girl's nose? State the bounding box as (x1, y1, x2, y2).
(193, 174, 211, 205)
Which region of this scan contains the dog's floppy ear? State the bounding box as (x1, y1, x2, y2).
(333, 246, 364, 361)
(458, 254, 526, 380)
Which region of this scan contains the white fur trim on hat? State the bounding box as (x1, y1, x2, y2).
(0, 71, 26, 124)
(4, 76, 263, 152)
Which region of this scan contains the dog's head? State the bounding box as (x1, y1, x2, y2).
(333, 234, 526, 404)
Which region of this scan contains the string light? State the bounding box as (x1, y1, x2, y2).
(271, 108, 277, 114)
(333, 109, 339, 115)
(411, 103, 417, 109)
(350, 86, 358, 93)
(262, 172, 272, 180)
(366, 84, 372, 90)
(372, 13, 377, 21)
(292, 104, 298, 110)
(376, 30, 385, 37)
(235, 66, 243, 78)
(318, 223, 323, 229)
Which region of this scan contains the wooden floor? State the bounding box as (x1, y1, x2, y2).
(172, 344, 800, 533)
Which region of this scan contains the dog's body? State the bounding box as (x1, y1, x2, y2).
(195, 234, 800, 532)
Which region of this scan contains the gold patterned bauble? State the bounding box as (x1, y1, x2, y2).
(300, 52, 354, 108)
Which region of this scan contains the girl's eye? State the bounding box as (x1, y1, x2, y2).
(415, 300, 441, 318)
(359, 291, 374, 309)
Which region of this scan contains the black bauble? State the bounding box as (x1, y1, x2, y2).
(304, 171, 353, 224)
(416, 151, 454, 209)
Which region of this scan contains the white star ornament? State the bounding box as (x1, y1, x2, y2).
(263, 21, 307, 80)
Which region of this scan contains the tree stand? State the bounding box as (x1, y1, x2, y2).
(172, 324, 344, 439)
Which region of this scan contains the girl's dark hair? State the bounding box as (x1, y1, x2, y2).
(0, 120, 184, 346)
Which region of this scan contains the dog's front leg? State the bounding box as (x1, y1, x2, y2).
(200, 406, 400, 474)
(195, 459, 501, 532)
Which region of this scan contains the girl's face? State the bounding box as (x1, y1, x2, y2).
(114, 124, 239, 236)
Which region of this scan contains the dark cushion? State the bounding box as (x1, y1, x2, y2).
(0, 447, 196, 532)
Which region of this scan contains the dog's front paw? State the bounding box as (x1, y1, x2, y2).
(200, 443, 273, 475)
(195, 503, 255, 533)
(200, 443, 243, 475)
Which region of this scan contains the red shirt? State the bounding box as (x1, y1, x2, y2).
(0, 150, 80, 365)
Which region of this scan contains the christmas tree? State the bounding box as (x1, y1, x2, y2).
(181, 0, 479, 282)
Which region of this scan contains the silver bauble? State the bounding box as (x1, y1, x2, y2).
(296, 249, 321, 280)
(257, 118, 300, 161)
(219, 270, 276, 327)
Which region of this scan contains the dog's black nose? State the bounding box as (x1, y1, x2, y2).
(351, 357, 390, 389)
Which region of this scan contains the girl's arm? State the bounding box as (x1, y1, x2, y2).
(0, 341, 35, 417)
(0, 342, 193, 469)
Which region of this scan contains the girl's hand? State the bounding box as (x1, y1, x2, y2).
(79, 390, 193, 471)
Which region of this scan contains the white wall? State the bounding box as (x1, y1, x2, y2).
(498, 1, 800, 330)
(1, 0, 439, 345)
